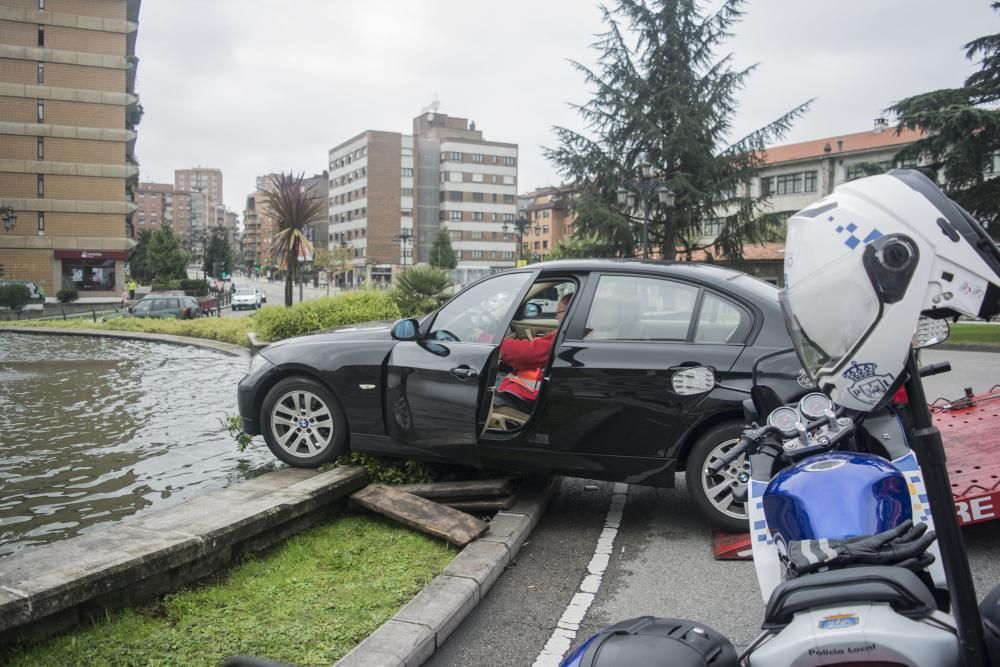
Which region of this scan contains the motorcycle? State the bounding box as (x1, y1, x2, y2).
(563, 324, 1000, 666)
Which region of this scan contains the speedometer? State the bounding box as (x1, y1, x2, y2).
(767, 406, 800, 434)
(799, 392, 833, 419)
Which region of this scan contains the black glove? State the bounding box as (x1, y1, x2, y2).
(785, 520, 936, 578)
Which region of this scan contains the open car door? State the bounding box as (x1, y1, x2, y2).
(385, 271, 533, 464)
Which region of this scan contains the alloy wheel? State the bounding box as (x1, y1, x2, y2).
(268, 389, 336, 459)
(701, 437, 750, 523)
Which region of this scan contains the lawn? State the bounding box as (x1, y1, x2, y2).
(947, 322, 1000, 347)
(1, 515, 455, 667)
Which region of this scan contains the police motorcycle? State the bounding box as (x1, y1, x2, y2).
(562, 170, 1000, 667)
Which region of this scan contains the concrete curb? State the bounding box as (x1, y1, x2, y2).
(336, 476, 560, 667)
(0, 326, 248, 357)
(0, 466, 368, 644)
(937, 342, 999, 353)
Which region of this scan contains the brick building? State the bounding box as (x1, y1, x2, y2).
(0, 0, 141, 298)
(522, 185, 577, 262)
(328, 110, 519, 286)
(134, 180, 170, 231)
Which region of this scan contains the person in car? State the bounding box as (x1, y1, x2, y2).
(496, 293, 572, 407)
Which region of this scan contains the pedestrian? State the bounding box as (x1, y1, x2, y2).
(121, 288, 129, 306)
(126, 278, 137, 300)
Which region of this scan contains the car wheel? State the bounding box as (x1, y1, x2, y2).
(260, 376, 347, 467)
(685, 421, 750, 533)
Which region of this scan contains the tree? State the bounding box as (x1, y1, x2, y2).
(890, 3, 1000, 235)
(545, 0, 811, 261)
(147, 224, 189, 281)
(129, 229, 153, 283)
(0, 283, 31, 312)
(260, 172, 324, 306)
(202, 227, 234, 278)
(428, 228, 457, 269)
(314, 245, 354, 293)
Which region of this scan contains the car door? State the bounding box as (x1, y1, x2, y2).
(534, 272, 751, 467)
(385, 271, 533, 464)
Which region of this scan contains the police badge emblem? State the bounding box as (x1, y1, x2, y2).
(842, 361, 895, 405)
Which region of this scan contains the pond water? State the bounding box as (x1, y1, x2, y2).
(0, 333, 277, 557)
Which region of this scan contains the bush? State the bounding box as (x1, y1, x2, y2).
(179, 279, 209, 297)
(150, 279, 180, 292)
(56, 287, 79, 303)
(252, 290, 401, 342)
(0, 283, 31, 310)
(390, 265, 453, 317)
(7, 316, 255, 347)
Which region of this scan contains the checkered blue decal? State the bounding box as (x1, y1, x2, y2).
(829, 216, 883, 249)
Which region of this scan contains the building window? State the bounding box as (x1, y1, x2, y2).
(471, 154, 483, 163)
(449, 230, 462, 240)
(472, 250, 484, 259)
(803, 171, 817, 192)
(503, 194, 515, 203)
(534, 241, 541, 250)
(471, 231, 483, 240)
(402, 188, 413, 196)
(36, 100, 43, 122)
(401, 167, 413, 177)
(401, 209, 412, 217)
(37, 25, 44, 47)
(37, 211, 44, 234)
(542, 226, 549, 234)
(37, 174, 44, 196)
(845, 162, 891, 181)
(503, 156, 516, 166)
(449, 210, 463, 221)
(543, 240, 549, 249)
(62, 258, 116, 292)
(450, 151, 462, 162)
(702, 218, 725, 238)
(38, 0, 44, 9)
(472, 192, 484, 202)
(448, 191, 463, 202)
(36, 136, 43, 160)
(542, 210, 550, 218)
(472, 212, 484, 221)
(503, 213, 514, 223)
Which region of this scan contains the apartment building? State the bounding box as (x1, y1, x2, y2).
(328, 110, 518, 285)
(0, 0, 141, 298)
(242, 174, 278, 274)
(134, 180, 171, 231)
(302, 171, 328, 251)
(522, 185, 577, 262)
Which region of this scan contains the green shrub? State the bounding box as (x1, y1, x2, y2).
(0, 283, 31, 311)
(179, 278, 209, 297)
(390, 265, 453, 317)
(252, 290, 401, 341)
(6, 317, 255, 347)
(150, 279, 180, 292)
(56, 288, 79, 303)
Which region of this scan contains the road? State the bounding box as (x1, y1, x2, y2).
(428, 349, 1000, 666)
(220, 276, 344, 318)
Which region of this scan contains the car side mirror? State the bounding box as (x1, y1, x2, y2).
(672, 366, 715, 395)
(391, 318, 421, 341)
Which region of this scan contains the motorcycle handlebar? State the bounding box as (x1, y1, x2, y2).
(707, 425, 780, 474)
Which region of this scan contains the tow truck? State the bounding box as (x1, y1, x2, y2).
(714, 385, 1000, 559)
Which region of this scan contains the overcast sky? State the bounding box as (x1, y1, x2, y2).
(134, 1, 996, 216)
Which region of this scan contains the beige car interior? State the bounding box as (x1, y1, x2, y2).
(483, 281, 574, 435)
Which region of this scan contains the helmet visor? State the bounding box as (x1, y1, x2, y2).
(780, 251, 881, 379)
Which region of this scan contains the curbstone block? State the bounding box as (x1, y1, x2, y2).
(442, 540, 509, 599)
(335, 619, 435, 667)
(479, 512, 531, 559)
(503, 477, 560, 531)
(393, 574, 479, 648)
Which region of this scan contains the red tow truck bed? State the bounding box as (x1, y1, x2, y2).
(714, 387, 1000, 560)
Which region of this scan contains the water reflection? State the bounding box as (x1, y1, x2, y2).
(0, 333, 277, 556)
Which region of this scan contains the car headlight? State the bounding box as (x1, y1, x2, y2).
(248, 352, 274, 376)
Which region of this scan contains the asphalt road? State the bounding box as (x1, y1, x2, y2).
(428, 350, 1000, 666)
(219, 277, 346, 318)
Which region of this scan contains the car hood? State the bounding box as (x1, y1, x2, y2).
(262, 320, 397, 351)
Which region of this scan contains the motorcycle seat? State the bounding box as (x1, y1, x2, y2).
(763, 565, 936, 629)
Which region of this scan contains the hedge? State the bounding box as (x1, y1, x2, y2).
(252, 290, 401, 342)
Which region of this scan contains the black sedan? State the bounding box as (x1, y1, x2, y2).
(237, 259, 800, 531)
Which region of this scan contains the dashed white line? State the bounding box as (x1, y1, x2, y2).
(532, 482, 629, 667)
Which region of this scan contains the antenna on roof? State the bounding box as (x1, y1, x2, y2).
(422, 95, 440, 121)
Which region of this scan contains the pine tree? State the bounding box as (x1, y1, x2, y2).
(546, 0, 811, 261)
(890, 2, 1000, 234)
(429, 228, 457, 269)
(147, 224, 189, 281)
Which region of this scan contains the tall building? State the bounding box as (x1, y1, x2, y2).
(302, 171, 329, 252)
(328, 110, 518, 285)
(522, 185, 577, 263)
(0, 0, 141, 297)
(134, 181, 172, 232)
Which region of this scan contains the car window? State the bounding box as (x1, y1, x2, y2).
(429, 272, 531, 342)
(583, 275, 698, 341)
(694, 292, 750, 344)
(132, 299, 153, 314)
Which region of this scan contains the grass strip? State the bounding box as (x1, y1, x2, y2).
(2, 515, 455, 667)
(1, 315, 255, 347)
(947, 322, 1000, 347)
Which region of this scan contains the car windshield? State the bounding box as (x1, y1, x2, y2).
(236, 290, 255, 296)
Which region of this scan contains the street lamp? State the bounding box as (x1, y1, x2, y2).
(503, 211, 531, 264)
(393, 229, 413, 267)
(1, 206, 16, 233)
(616, 157, 675, 259)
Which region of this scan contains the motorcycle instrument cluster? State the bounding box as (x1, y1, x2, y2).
(766, 406, 800, 433)
(798, 392, 834, 419)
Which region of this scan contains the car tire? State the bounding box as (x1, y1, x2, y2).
(685, 420, 750, 533)
(260, 376, 347, 468)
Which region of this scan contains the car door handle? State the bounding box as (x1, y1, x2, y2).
(450, 366, 478, 379)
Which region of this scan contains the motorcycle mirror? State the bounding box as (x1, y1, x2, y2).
(913, 316, 950, 349)
(671, 366, 715, 395)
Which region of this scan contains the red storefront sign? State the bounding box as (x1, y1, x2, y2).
(54, 250, 129, 260)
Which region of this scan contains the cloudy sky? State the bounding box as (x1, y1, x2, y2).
(134, 1, 996, 216)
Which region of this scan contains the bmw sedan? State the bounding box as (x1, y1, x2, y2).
(237, 259, 801, 530)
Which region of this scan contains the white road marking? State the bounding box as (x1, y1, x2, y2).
(532, 482, 629, 667)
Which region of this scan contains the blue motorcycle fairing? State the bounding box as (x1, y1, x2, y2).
(763, 452, 912, 546)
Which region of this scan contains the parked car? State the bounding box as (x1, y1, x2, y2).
(126, 294, 204, 319)
(232, 288, 263, 310)
(237, 260, 802, 530)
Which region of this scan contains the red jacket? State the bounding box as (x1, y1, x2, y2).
(497, 333, 555, 401)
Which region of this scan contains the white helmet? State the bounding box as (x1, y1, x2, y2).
(781, 169, 1000, 411)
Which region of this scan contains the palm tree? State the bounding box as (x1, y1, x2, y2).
(260, 172, 324, 306)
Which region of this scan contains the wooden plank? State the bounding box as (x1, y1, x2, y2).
(391, 478, 514, 500)
(350, 484, 489, 547)
(439, 495, 517, 513)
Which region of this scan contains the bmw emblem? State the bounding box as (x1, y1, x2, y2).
(298, 418, 309, 429)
